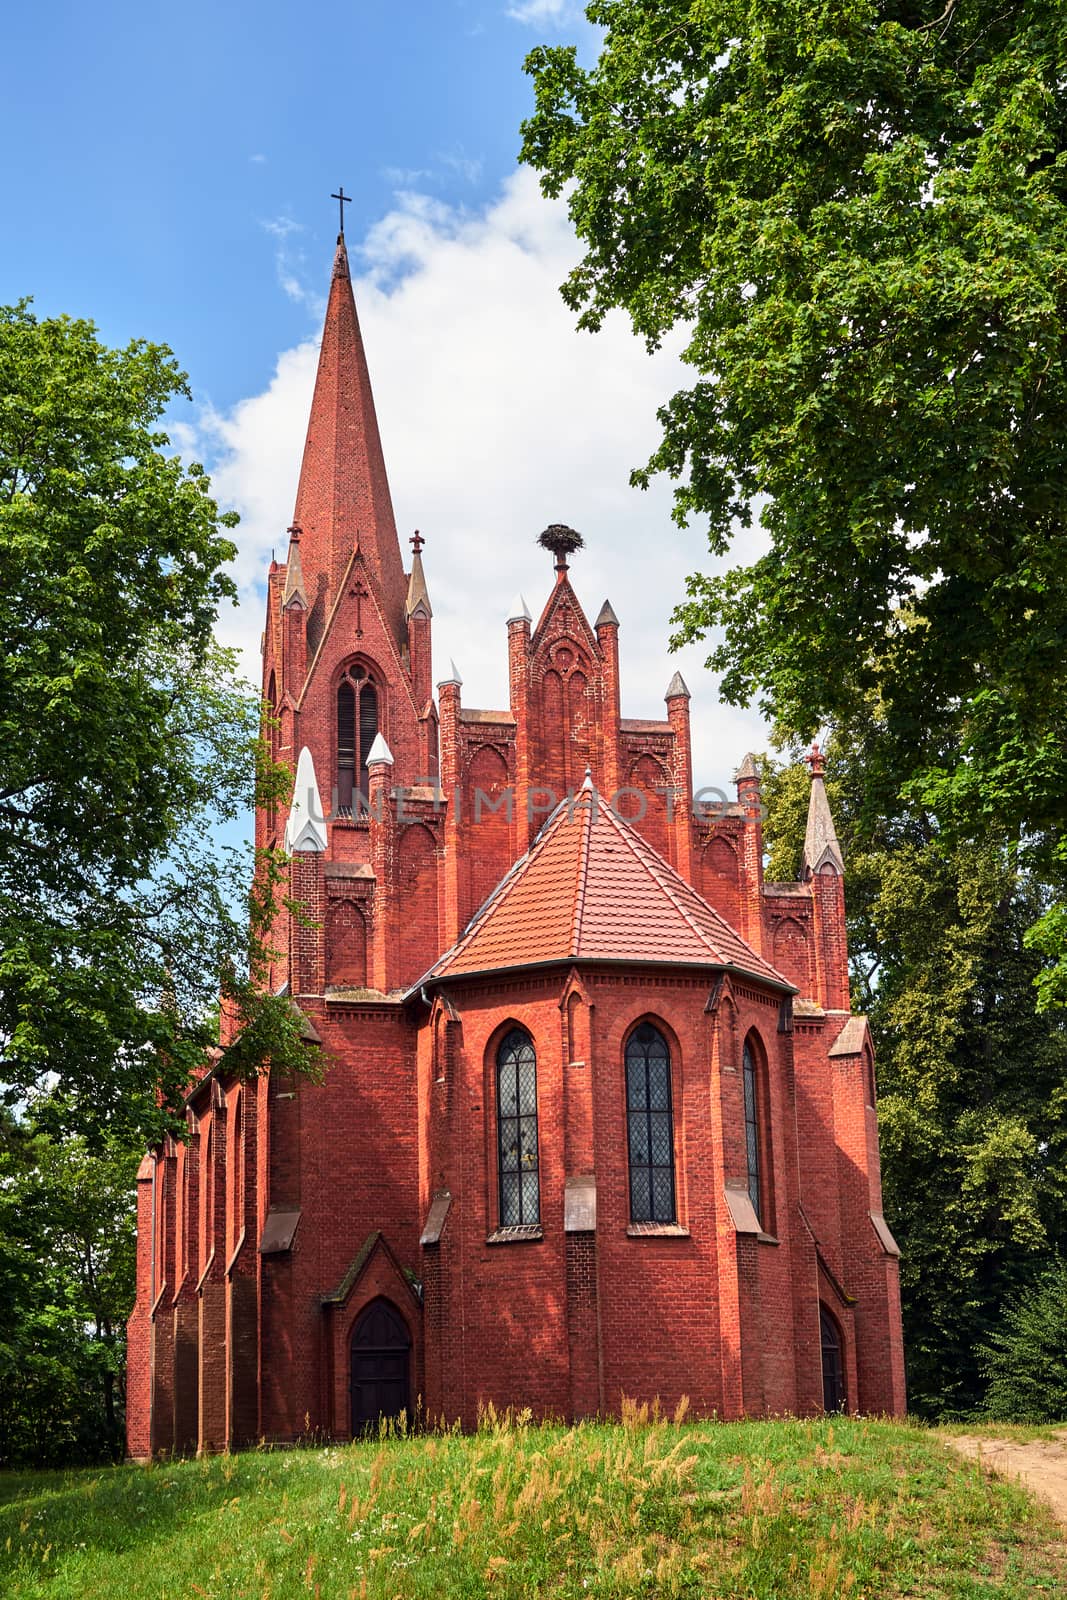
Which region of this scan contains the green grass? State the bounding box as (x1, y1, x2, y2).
(1, 1413, 1063, 1599)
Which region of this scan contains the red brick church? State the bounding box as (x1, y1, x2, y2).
(126, 228, 906, 1457)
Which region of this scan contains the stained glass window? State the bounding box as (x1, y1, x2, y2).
(626, 1023, 676, 1223)
(497, 1029, 539, 1226)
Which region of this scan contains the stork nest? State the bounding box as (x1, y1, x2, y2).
(538, 524, 585, 557)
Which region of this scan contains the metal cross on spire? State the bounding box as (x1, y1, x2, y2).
(331, 186, 352, 235)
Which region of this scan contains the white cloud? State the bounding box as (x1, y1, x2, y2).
(382, 165, 433, 187)
(436, 148, 484, 185)
(189, 169, 769, 799)
(506, 0, 585, 25)
(257, 215, 325, 316)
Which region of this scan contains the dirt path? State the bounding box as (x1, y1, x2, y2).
(945, 1430, 1067, 1525)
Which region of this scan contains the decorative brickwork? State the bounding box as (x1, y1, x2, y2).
(126, 236, 905, 1457)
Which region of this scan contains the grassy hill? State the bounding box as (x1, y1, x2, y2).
(1, 1414, 1063, 1599)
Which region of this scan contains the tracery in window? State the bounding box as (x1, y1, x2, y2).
(496, 1029, 539, 1226)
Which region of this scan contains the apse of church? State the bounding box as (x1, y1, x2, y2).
(126, 223, 905, 1459)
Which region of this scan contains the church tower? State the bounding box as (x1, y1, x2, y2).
(259, 229, 441, 1000)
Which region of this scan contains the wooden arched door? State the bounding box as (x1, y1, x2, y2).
(350, 1299, 411, 1435)
(820, 1306, 846, 1414)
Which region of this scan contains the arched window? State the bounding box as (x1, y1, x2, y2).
(497, 1029, 539, 1226)
(863, 1048, 876, 1109)
(820, 1305, 846, 1413)
(266, 670, 279, 756)
(743, 1035, 764, 1222)
(265, 670, 279, 830)
(626, 1023, 676, 1223)
(336, 663, 379, 812)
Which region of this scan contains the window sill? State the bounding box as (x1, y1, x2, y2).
(486, 1225, 543, 1245)
(626, 1222, 690, 1239)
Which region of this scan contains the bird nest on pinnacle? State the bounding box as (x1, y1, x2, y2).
(538, 524, 585, 557)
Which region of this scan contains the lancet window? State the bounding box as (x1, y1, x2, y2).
(743, 1036, 764, 1223)
(626, 1023, 676, 1224)
(336, 663, 379, 813)
(497, 1029, 540, 1227)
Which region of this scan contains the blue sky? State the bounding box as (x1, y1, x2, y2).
(3, 0, 769, 797)
(3, 1, 589, 405)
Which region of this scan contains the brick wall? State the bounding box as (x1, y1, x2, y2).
(125, 257, 905, 1454)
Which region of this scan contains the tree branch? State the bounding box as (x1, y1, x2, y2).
(918, 0, 958, 33)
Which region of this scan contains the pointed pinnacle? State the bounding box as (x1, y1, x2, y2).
(595, 599, 619, 628)
(801, 764, 844, 876)
(282, 534, 308, 608)
(735, 753, 760, 783)
(665, 670, 690, 700)
(437, 660, 462, 689)
(285, 747, 328, 853)
(507, 593, 532, 624)
(366, 732, 394, 766)
(405, 544, 432, 619)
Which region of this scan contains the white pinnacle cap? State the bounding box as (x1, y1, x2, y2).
(507, 593, 532, 624)
(366, 732, 394, 766)
(284, 746, 328, 852)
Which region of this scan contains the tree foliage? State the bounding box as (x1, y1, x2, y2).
(522, 3, 1067, 979)
(980, 1258, 1067, 1423)
(0, 302, 316, 1144)
(0, 1109, 139, 1466)
(762, 733, 1067, 1416)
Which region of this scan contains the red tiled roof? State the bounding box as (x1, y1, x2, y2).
(417, 785, 793, 991)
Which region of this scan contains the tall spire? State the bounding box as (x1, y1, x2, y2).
(291, 227, 408, 651)
(801, 742, 844, 876)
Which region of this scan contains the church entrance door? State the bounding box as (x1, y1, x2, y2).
(350, 1299, 411, 1435)
(820, 1306, 846, 1413)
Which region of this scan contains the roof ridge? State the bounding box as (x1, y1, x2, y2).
(570, 790, 595, 958)
(602, 802, 722, 959)
(417, 795, 575, 986)
(600, 800, 793, 985)
(411, 776, 796, 997)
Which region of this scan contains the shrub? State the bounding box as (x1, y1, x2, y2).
(980, 1259, 1067, 1422)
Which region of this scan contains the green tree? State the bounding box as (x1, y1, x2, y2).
(0, 301, 314, 1143)
(980, 1259, 1067, 1423)
(762, 737, 1067, 1416)
(521, 3, 1067, 979)
(0, 1109, 140, 1466)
